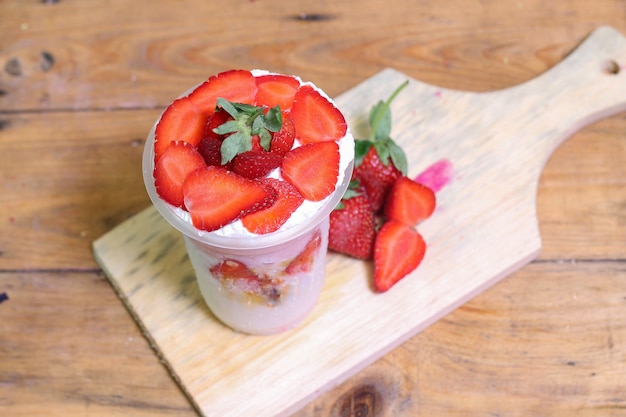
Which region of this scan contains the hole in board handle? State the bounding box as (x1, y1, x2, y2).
(602, 60, 620, 75)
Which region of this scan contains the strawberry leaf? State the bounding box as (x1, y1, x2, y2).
(354, 139, 373, 166)
(212, 98, 284, 163)
(373, 140, 390, 165)
(251, 114, 265, 134)
(263, 106, 283, 132)
(258, 129, 272, 150)
(387, 139, 408, 174)
(213, 120, 240, 135)
(221, 131, 252, 164)
(355, 81, 409, 173)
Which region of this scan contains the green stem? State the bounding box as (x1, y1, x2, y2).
(368, 80, 409, 141)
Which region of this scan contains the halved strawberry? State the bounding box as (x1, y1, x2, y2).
(153, 141, 206, 208)
(291, 85, 347, 145)
(373, 220, 426, 292)
(329, 191, 377, 260)
(210, 259, 259, 282)
(353, 146, 403, 213)
(183, 166, 277, 232)
(188, 69, 257, 116)
(154, 96, 206, 162)
(231, 150, 283, 179)
(270, 113, 296, 155)
(255, 74, 300, 111)
(281, 141, 340, 201)
(384, 176, 436, 226)
(210, 259, 264, 293)
(285, 229, 322, 275)
(204, 109, 233, 141)
(241, 178, 305, 234)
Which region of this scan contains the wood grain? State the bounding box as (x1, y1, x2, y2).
(2, 0, 626, 416)
(1, 1, 624, 111)
(0, 271, 195, 416)
(294, 261, 626, 417)
(93, 29, 626, 415)
(0, 110, 156, 270)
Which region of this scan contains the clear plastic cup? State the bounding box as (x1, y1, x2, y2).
(142, 98, 354, 335)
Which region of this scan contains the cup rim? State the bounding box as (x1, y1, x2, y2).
(142, 121, 355, 250)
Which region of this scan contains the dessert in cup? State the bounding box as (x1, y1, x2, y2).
(143, 69, 354, 335)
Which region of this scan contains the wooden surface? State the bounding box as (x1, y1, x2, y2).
(1, 1, 625, 416)
(93, 34, 626, 416)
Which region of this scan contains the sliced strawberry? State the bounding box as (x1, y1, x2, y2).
(153, 141, 206, 208)
(353, 146, 403, 212)
(210, 259, 264, 293)
(255, 74, 300, 111)
(329, 192, 377, 260)
(183, 166, 277, 232)
(210, 259, 259, 281)
(291, 85, 347, 145)
(384, 176, 436, 226)
(188, 69, 257, 116)
(270, 113, 296, 155)
(281, 141, 340, 201)
(285, 229, 322, 275)
(373, 220, 426, 292)
(204, 109, 233, 141)
(154, 96, 206, 162)
(241, 178, 305, 234)
(231, 150, 283, 179)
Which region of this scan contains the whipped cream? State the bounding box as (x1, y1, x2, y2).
(166, 70, 355, 240)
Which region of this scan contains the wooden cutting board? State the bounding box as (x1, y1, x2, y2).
(93, 26, 626, 417)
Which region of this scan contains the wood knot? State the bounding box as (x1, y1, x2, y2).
(291, 13, 335, 22)
(336, 384, 383, 417)
(4, 58, 22, 77)
(40, 51, 55, 72)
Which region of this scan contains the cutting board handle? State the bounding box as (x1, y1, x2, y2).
(500, 25, 626, 164)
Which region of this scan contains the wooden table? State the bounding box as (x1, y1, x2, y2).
(1, 1, 625, 415)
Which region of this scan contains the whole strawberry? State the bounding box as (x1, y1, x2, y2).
(352, 81, 409, 212)
(328, 184, 377, 260)
(353, 146, 402, 212)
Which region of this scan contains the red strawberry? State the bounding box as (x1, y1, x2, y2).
(204, 109, 233, 141)
(291, 85, 347, 145)
(210, 259, 259, 282)
(285, 229, 322, 274)
(197, 137, 225, 167)
(329, 192, 377, 260)
(250, 135, 263, 152)
(353, 146, 403, 212)
(188, 69, 257, 116)
(384, 176, 436, 226)
(255, 74, 300, 111)
(154, 96, 206, 162)
(281, 141, 340, 201)
(209, 259, 266, 294)
(373, 220, 426, 292)
(153, 141, 206, 208)
(183, 166, 277, 232)
(242, 178, 304, 234)
(270, 113, 296, 155)
(231, 150, 283, 179)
